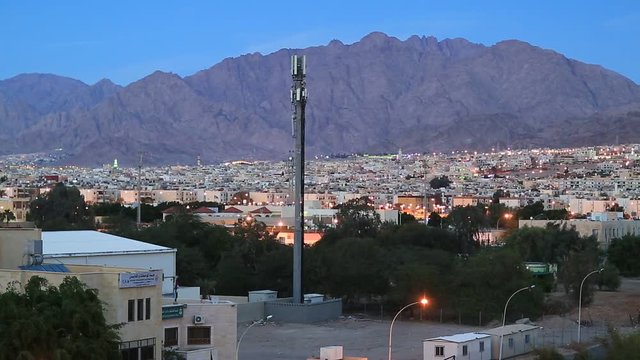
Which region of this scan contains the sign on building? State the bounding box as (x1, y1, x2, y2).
(119, 270, 162, 288)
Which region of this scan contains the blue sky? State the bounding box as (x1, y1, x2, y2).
(1, 1, 639, 85)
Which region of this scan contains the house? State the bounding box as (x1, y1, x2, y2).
(42, 230, 177, 295)
(0, 225, 164, 360)
(480, 324, 540, 359)
(423, 332, 492, 360)
(161, 297, 237, 360)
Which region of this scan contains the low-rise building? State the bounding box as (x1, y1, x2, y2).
(423, 332, 491, 360)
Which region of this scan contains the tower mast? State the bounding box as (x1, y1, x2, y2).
(291, 55, 307, 303)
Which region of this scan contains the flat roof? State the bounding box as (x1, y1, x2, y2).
(42, 230, 174, 257)
(480, 324, 540, 336)
(425, 332, 490, 343)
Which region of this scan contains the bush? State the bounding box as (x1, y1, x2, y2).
(534, 347, 564, 360)
(597, 264, 621, 291)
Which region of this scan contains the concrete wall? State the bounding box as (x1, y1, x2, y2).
(162, 299, 237, 360)
(0, 227, 41, 269)
(47, 251, 177, 294)
(265, 299, 342, 323)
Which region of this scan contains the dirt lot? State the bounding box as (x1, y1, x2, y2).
(237, 279, 640, 360)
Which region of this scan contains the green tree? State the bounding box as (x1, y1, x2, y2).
(427, 211, 442, 228)
(0, 276, 121, 359)
(607, 235, 640, 276)
(28, 183, 94, 230)
(114, 214, 234, 286)
(452, 248, 543, 324)
(558, 248, 601, 304)
(518, 201, 544, 221)
(333, 196, 382, 238)
(0, 209, 16, 225)
(429, 175, 451, 189)
(597, 264, 621, 291)
(601, 327, 640, 359)
(445, 205, 484, 253)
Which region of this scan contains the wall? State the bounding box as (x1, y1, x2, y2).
(162, 300, 237, 360)
(47, 250, 177, 294)
(0, 227, 42, 269)
(265, 299, 342, 323)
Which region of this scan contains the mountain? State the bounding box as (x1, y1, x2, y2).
(1, 32, 639, 166)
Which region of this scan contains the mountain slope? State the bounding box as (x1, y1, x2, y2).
(1, 32, 639, 166)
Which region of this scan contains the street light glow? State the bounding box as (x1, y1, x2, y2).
(420, 298, 428, 305)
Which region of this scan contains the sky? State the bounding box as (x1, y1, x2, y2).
(1, 1, 639, 86)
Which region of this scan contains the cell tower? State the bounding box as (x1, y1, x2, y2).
(291, 55, 307, 304)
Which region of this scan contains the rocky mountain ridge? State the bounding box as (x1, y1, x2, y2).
(1, 32, 639, 166)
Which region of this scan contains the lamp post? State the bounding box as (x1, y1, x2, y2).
(496, 213, 512, 230)
(388, 298, 428, 360)
(499, 285, 535, 360)
(236, 315, 272, 360)
(578, 268, 603, 343)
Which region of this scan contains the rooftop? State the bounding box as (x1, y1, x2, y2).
(42, 230, 174, 257)
(425, 332, 490, 343)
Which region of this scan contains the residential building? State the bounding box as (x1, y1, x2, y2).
(423, 332, 491, 360)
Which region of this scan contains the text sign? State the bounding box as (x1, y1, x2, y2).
(119, 270, 162, 288)
(162, 305, 184, 319)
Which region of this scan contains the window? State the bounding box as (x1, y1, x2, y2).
(187, 326, 211, 345)
(435, 346, 444, 356)
(137, 299, 144, 321)
(525, 334, 530, 344)
(479, 341, 485, 352)
(462, 345, 468, 356)
(128, 300, 135, 322)
(164, 327, 178, 347)
(145, 298, 151, 320)
(508, 337, 514, 348)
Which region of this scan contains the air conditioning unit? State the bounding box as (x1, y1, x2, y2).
(193, 315, 205, 325)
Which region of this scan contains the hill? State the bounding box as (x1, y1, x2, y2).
(1, 32, 639, 166)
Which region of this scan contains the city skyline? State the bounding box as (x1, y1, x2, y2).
(2, 1, 639, 85)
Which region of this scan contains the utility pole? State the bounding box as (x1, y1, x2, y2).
(137, 152, 143, 227)
(291, 55, 307, 304)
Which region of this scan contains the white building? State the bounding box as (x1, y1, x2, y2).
(42, 230, 177, 294)
(423, 332, 491, 360)
(480, 324, 540, 359)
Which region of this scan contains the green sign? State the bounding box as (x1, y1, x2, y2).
(162, 305, 184, 320)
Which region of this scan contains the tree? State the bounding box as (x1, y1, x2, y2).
(28, 183, 94, 230)
(518, 201, 544, 220)
(607, 235, 640, 276)
(597, 264, 621, 291)
(0, 276, 121, 359)
(452, 248, 543, 324)
(429, 175, 451, 189)
(445, 205, 485, 253)
(601, 327, 640, 359)
(333, 196, 382, 238)
(0, 209, 15, 225)
(427, 211, 442, 228)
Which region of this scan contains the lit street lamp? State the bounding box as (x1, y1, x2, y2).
(496, 213, 513, 230)
(499, 285, 535, 360)
(236, 315, 273, 360)
(578, 268, 603, 343)
(388, 298, 428, 360)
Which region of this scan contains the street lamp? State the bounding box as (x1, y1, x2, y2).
(578, 268, 603, 343)
(236, 315, 273, 360)
(496, 213, 512, 230)
(388, 298, 428, 360)
(499, 285, 535, 360)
